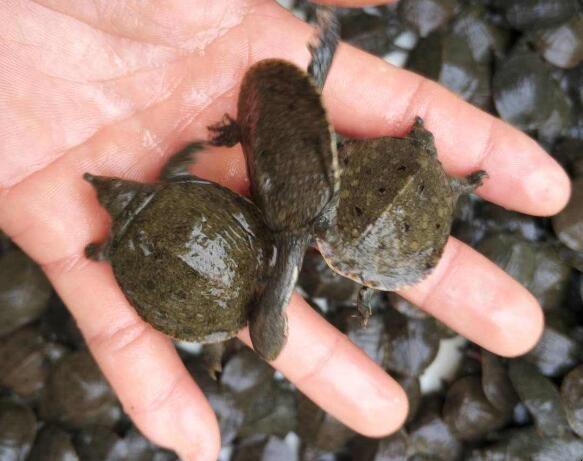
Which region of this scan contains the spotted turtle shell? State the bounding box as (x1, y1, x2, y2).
(317, 134, 456, 290)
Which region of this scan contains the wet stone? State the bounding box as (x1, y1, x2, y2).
(371, 430, 409, 461)
(481, 351, 519, 414)
(407, 396, 462, 460)
(232, 435, 295, 461)
(383, 308, 441, 377)
(340, 9, 403, 57)
(529, 16, 583, 69)
(238, 380, 297, 438)
(478, 234, 572, 311)
(297, 394, 355, 452)
(501, 0, 580, 31)
(443, 375, 509, 441)
(450, 4, 510, 64)
(508, 359, 571, 437)
(0, 250, 52, 338)
(396, 374, 421, 422)
(74, 426, 128, 461)
(0, 326, 67, 399)
(407, 31, 492, 109)
(493, 48, 567, 131)
(39, 350, 121, 429)
(467, 427, 583, 461)
(27, 425, 79, 461)
(525, 320, 582, 377)
(398, 0, 458, 37)
(344, 312, 388, 367)
(0, 400, 37, 461)
(560, 364, 583, 437)
(553, 176, 583, 252)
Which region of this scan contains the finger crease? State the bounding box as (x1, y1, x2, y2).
(473, 116, 498, 171)
(401, 76, 430, 125)
(40, 249, 90, 277)
(296, 333, 342, 386)
(87, 319, 150, 356)
(130, 371, 189, 417)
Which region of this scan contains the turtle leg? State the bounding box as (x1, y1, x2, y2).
(356, 286, 374, 327)
(409, 116, 438, 157)
(207, 114, 241, 147)
(159, 142, 207, 182)
(307, 6, 340, 91)
(85, 240, 111, 261)
(450, 170, 488, 196)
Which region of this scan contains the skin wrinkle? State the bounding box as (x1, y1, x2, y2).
(40, 249, 91, 277)
(126, 368, 191, 417)
(295, 331, 343, 386)
(5, 5, 178, 81)
(471, 115, 498, 174)
(32, 0, 210, 50)
(32, 0, 255, 52)
(400, 74, 431, 127)
(2, 15, 252, 192)
(85, 316, 152, 356)
(0, 4, 250, 189)
(1, 72, 187, 191)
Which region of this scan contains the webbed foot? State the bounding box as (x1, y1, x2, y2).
(208, 114, 241, 147)
(160, 142, 206, 181)
(356, 286, 374, 327)
(409, 116, 437, 157)
(450, 170, 488, 195)
(85, 241, 110, 261)
(307, 6, 340, 91)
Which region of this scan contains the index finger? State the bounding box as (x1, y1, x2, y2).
(256, 12, 571, 217)
(322, 47, 571, 217)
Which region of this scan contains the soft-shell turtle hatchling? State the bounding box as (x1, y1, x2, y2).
(317, 117, 487, 319)
(208, 8, 340, 360)
(84, 145, 274, 344)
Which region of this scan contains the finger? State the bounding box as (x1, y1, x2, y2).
(398, 237, 544, 357)
(239, 293, 408, 437)
(44, 258, 221, 461)
(246, 8, 571, 217)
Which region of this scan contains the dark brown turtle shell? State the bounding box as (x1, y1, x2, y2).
(84, 143, 275, 345)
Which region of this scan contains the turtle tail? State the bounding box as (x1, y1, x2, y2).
(249, 232, 311, 361)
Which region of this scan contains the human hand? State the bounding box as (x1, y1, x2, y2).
(0, 1, 571, 460)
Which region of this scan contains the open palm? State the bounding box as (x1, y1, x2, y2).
(0, 1, 571, 460)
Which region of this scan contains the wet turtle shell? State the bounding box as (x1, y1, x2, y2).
(84, 147, 274, 343)
(107, 181, 271, 343)
(317, 118, 485, 290)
